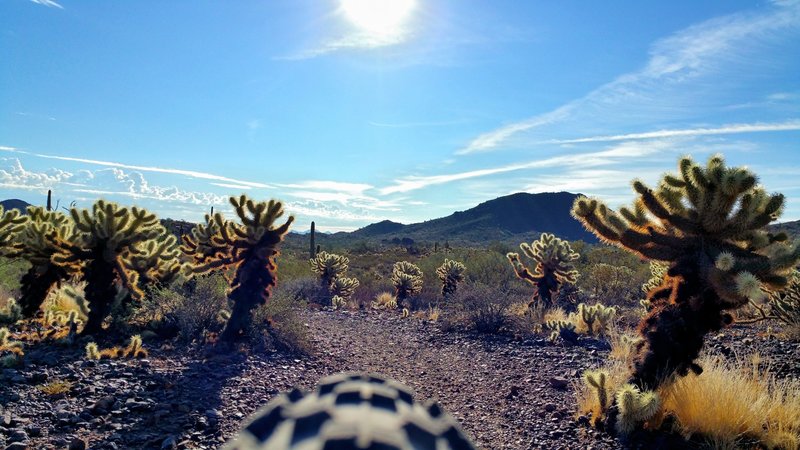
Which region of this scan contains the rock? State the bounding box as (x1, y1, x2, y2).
(68, 437, 87, 450)
(544, 403, 557, 412)
(7, 430, 28, 443)
(549, 376, 570, 390)
(5, 443, 28, 450)
(92, 395, 117, 414)
(23, 426, 41, 438)
(160, 436, 178, 450)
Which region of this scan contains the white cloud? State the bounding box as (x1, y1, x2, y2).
(0, 146, 275, 189)
(29, 0, 63, 9)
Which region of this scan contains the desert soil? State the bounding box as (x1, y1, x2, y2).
(1, 310, 798, 450)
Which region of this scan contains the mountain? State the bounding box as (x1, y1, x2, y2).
(334, 192, 598, 245)
(0, 199, 32, 212)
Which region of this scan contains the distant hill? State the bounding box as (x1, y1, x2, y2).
(294, 192, 599, 248)
(0, 199, 32, 212)
(770, 219, 800, 240)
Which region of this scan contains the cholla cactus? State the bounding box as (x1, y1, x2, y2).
(0, 327, 24, 357)
(572, 155, 800, 404)
(330, 276, 359, 301)
(0, 206, 27, 255)
(331, 295, 347, 310)
(507, 233, 579, 309)
(391, 261, 423, 308)
(435, 259, 466, 298)
(576, 302, 617, 336)
(310, 251, 350, 288)
(123, 234, 182, 287)
(309, 252, 359, 306)
(182, 195, 293, 341)
(545, 319, 578, 343)
(615, 384, 661, 435)
(769, 271, 800, 330)
(10, 207, 76, 317)
(123, 335, 147, 358)
(48, 201, 173, 335)
(0, 299, 22, 324)
(584, 370, 610, 425)
(85, 342, 100, 360)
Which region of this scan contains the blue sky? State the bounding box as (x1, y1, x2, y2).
(1, 0, 799, 232)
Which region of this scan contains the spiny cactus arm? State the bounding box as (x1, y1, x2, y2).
(0, 206, 28, 256)
(506, 252, 541, 283)
(572, 197, 683, 261)
(631, 180, 700, 234)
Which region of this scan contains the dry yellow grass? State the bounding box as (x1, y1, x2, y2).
(37, 380, 73, 396)
(372, 292, 397, 309)
(660, 354, 800, 449)
(575, 351, 800, 449)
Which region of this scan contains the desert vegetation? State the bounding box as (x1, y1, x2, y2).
(0, 154, 798, 449)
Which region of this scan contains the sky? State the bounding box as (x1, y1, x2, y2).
(1, 0, 799, 232)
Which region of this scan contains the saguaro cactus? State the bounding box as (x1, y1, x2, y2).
(51, 200, 174, 335)
(183, 195, 294, 341)
(436, 259, 466, 298)
(391, 261, 423, 308)
(309, 221, 316, 259)
(571, 154, 800, 430)
(507, 233, 579, 309)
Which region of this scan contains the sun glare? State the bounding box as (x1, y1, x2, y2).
(340, 0, 416, 36)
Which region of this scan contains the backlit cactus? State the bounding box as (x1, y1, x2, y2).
(436, 259, 466, 298)
(182, 195, 294, 341)
(571, 154, 800, 431)
(309, 252, 358, 305)
(0, 206, 27, 256)
(391, 261, 423, 308)
(507, 232, 579, 309)
(576, 302, 617, 336)
(769, 271, 800, 330)
(584, 369, 610, 426)
(15, 207, 77, 317)
(50, 200, 174, 335)
(614, 384, 660, 435)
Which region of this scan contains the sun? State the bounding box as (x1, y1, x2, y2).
(340, 0, 416, 37)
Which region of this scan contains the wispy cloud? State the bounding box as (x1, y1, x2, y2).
(0, 146, 274, 189)
(381, 140, 672, 194)
(457, 1, 800, 155)
(15, 112, 56, 121)
(548, 120, 800, 145)
(281, 31, 410, 60)
(29, 0, 63, 9)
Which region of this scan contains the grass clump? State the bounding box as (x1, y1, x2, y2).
(37, 380, 74, 396)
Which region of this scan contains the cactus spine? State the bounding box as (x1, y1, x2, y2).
(391, 261, 423, 308)
(507, 233, 579, 309)
(436, 259, 466, 298)
(615, 384, 660, 435)
(571, 154, 800, 432)
(182, 195, 294, 341)
(0, 206, 27, 257)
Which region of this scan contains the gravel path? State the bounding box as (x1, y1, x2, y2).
(1, 309, 797, 450)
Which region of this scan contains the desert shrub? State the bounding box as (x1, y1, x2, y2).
(441, 283, 518, 334)
(0, 327, 24, 367)
(134, 274, 229, 342)
(372, 292, 397, 309)
(0, 257, 28, 299)
(250, 292, 311, 355)
(0, 298, 22, 324)
(580, 263, 640, 305)
(280, 276, 326, 304)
